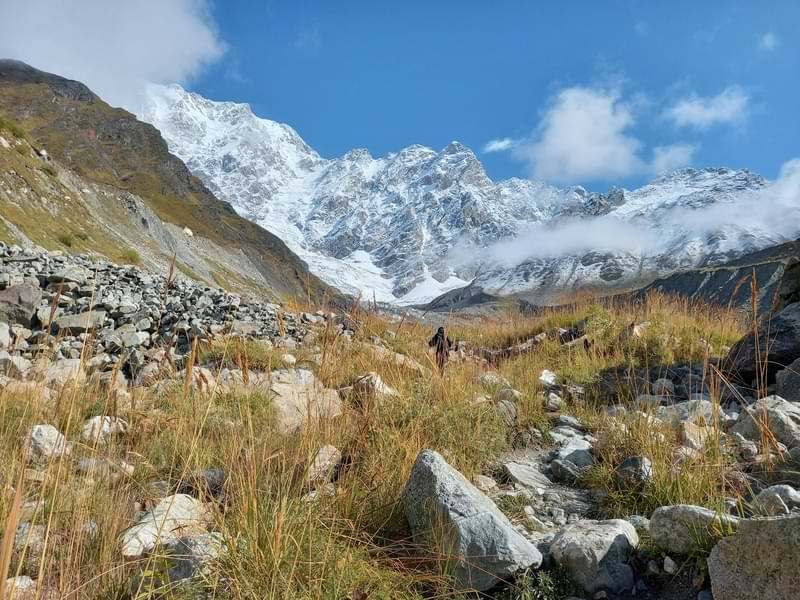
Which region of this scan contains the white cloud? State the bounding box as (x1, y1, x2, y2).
(483, 138, 515, 153)
(0, 0, 225, 111)
(759, 32, 780, 52)
(651, 144, 696, 175)
(454, 158, 800, 271)
(664, 86, 750, 130)
(485, 86, 697, 184)
(511, 87, 645, 183)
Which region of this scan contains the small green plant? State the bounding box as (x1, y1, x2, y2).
(122, 248, 142, 265)
(0, 113, 25, 139)
(41, 164, 58, 178)
(497, 565, 578, 600)
(14, 144, 28, 157)
(75, 232, 90, 242)
(57, 233, 74, 248)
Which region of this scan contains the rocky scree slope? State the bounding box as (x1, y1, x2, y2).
(141, 84, 779, 304)
(0, 242, 334, 387)
(0, 60, 337, 304)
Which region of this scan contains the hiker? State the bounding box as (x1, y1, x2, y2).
(429, 326, 453, 373)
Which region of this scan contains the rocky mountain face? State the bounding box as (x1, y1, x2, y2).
(638, 238, 800, 315)
(0, 60, 337, 304)
(140, 84, 785, 305)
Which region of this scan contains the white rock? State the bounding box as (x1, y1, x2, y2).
(26, 424, 71, 462)
(539, 369, 557, 386)
(81, 416, 129, 444)
(120, 494, 211, 559)
(402, 450, 541, 591)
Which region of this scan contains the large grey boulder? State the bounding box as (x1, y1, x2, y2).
(731, 395, 800, 449)
(0, 284, 41, 327)
(402, 449, 542, 591)
(727, 301, 800, 381)
(708, 514, 800, 600)
(551, 519, 639, 595)
(650, 505, 738, 555)
(776, 357, 800, 402)
(269, 369, 342, 433)
(753, 484, 800, 516)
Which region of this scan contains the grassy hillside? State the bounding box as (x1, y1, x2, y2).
(0, 59, 337, 304)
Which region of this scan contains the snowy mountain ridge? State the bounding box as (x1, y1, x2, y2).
(139, 84, 785, 304)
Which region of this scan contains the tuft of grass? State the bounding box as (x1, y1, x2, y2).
(57, 233, 74, 248)
(496, 565, 579, 600)
(0, 113, 25, 139)
(121, 248, 142, 265)
(40, 164, 57, 178)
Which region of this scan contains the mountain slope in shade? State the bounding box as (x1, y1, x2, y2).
(140, 84, 784, 304)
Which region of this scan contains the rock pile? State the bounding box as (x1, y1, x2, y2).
(0, 243, 339, 384)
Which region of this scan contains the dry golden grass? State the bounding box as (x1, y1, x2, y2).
(0, 290, 762, 598)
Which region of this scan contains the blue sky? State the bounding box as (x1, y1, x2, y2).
(4, 0, 799, 189)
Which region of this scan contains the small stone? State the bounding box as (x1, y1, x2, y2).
(81, 416, 128, 444)
(663, 555, 678, 574)
(539, 369, 557, 386)
(615, 456, 652, 487)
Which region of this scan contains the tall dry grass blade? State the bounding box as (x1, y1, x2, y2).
(0, 469, 24, 597)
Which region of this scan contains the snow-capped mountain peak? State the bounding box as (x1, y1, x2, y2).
(139, 85, 783, 304)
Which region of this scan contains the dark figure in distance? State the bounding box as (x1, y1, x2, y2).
(429, 326, 453, 373)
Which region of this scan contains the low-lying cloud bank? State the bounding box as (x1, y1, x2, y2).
(452, 159, 800, 270)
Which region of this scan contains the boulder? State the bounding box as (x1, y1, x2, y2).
(162, 532, 226, 583)
(402, 449, 541, 591)
(653, 378, 675, 396)
(650, 504, 738, 555)
(39, 358, 85, 388)
(0, 351, 31, 377)
(25, 424, 71, 462)
(550, 519, 639, 595)
(479, 372, 510, 388)
(48, 266, 89, 285)
(731, 395, 800, 449)
(753, 484, 800, 516)
(269, 369, 342, 433)
(54, 310, 106, 334)
(727, 301, 800, 381)
(679, 421, 711, 450)
(352, 372, 398, 403)
(177, 367, 217, 394)
(656, 399, 715, 426)
(775, 357, 800, 402)
(0, 284, 41, 326)
(120, 494, 212, 559)
(615, 456, 652, 487)
(305, 444, 341, 487)
(81, 416, 129, 444)
(708, 514, 800, 600)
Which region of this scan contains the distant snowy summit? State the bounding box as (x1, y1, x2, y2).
(139, 84, 782, 304)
